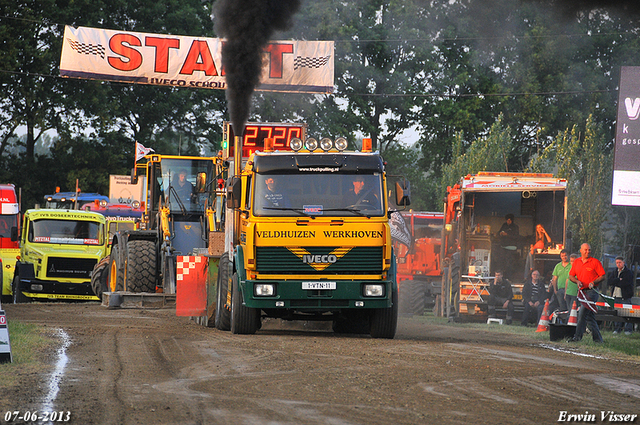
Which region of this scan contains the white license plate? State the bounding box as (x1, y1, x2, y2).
(302, 281, 336, 290)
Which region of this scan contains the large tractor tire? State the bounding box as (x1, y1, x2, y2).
(12, 275, 29, 304)
(398, 280, 414, 316)
(91, 256, 110, 299)
(408, 280, 427, 316)
(126, 240, 157, 293)
(369, 285, 398, 339)
(230, 272, 260, 335)
(215, 252, 232, 331)
(108, 245, 125, 292)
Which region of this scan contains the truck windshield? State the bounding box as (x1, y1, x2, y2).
(0, 215, 17, 238)
(158, 159, 211, 214)
(29, 219, 103, 245)
(253, 173, 384, 217)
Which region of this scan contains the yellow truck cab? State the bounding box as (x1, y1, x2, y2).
(220, 135, 410, 337)
(12, 209, 107, 302)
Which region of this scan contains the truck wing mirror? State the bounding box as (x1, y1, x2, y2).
(395, 180, 411, 207)
(226, 177, 242, 209)
(10, 226, 18, 242)
(195, 172, 207, 193)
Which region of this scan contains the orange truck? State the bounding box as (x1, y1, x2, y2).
(442, 172, 568, 320)
(0, 184, 20, 301)
(393, 211, 444, 315)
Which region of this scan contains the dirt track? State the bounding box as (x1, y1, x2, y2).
(2, 303, 640, 425)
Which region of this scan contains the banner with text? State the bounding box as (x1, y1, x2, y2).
(613, 66, 640, 206)
(60, 25, 334, 94)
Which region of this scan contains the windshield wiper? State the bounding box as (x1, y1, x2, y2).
(263, 207, 315, 218)
(321, 208, 368, 217)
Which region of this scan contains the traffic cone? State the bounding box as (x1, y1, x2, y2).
(535, 299, 551, 332)
(567, 300, 578, 326)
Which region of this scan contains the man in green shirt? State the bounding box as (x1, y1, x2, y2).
(563, 253, 579, 314)
(549, 249, 571, 313)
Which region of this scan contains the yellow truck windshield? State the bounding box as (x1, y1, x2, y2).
(29, 219, 103, 245)
(253, 173, 384, 217)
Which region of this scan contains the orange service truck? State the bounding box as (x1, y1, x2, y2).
(442, 172, 568, 320)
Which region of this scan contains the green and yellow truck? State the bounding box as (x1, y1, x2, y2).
(219, 131, 410, 337)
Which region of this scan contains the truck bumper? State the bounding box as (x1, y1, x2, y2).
(19, 278, 99, 301)
(241, 278, 394, 310)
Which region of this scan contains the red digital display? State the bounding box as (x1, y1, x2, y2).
(224, 122, 306, 158)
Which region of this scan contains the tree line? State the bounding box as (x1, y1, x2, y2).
(1, 0, 640, 259)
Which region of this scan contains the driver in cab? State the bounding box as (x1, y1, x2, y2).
(347, 175, 379, 208)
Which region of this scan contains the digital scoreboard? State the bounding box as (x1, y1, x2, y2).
(223, 122, 307, 158)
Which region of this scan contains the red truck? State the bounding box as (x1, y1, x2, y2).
(0, 184, 20, 301)
(393, 211, 444, 315)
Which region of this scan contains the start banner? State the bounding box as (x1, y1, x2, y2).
(60, 25, 334, 94)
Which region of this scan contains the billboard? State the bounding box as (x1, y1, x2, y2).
(109, 175, 144, 206)
(60, 25, 334, 94)
(613, 66, 640, 206)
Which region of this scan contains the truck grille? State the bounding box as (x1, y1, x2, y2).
(255, 247, 383, 275)
(46, 257, 97, 279)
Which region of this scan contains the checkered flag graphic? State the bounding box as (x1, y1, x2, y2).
(293, 55, 331, 70)
(67, 38, 106, 59)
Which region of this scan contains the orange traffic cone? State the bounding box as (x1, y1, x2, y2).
(567, 300, 578, 326)
(535, 299, 551, 332)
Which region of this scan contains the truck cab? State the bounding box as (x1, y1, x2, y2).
(0, 184, 20, 300)
(220, 135, 410, 337)
(13, 209, 107, 302)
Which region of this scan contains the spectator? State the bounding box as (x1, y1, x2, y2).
(487, 270, 514, 325)
(549, 249, 570, 313)
(608, 256, 635, 335)
(568, 243, 605, 343)
(497, 214, 519, 247)
(564, 253, 580, 315)
(521, 270, 548, 326)
(496, 213, 519, 277)
(530, 223, 552, 254)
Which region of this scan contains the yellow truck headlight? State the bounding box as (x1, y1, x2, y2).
(254, 283, 275, 297)
(364, 284, 384, 297)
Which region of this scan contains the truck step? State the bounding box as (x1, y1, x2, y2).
(101, 291, 176, 309)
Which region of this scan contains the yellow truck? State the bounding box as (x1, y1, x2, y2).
(12, 209, 107, 302)
(219, 132, 410, 337)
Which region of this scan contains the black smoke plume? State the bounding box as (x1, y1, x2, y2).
(215, 0, 301, 135)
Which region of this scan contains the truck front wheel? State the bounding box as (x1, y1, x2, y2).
(126, 240, 157, 293)
(230, 272, 260, 335)
(369, 285, 398, 339)
(108, 247, 124, 292)
(215, 252, 231, 331)
(91, 256, 110, 299)
(12, 275, 29, 304)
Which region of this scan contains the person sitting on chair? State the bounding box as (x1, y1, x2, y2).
(530, 223, 551, 254)
(487, 270, 514, 325)
(497, 214, 519, 249)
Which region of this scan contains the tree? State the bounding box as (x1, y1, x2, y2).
(441, 115, 514, 191)
(528, 116, 612, 257)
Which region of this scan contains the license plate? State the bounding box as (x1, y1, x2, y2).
(302, 281, 336, 290)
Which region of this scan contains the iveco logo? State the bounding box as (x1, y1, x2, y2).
(288, 247, 352, 271)
(303, 254, 337, 264)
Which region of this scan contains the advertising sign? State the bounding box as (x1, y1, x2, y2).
(60, 25, 334, 94)
(613, 66, 640, 206)
(109, 175, 144, 205)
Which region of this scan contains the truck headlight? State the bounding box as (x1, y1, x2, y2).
(290, 138, 303, 151)
(363, 284, 384, 297)
(305, 137, 318, 151)
(254, 283, 275, 296)
(334, 137, 348, 151)
(320, 137, 333, 151)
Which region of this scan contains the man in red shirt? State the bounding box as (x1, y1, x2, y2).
(568, 243, 605, 343)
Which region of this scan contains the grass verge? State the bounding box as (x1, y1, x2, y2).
(0, 320, 58, 389)
(410, 312, 640, 360)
